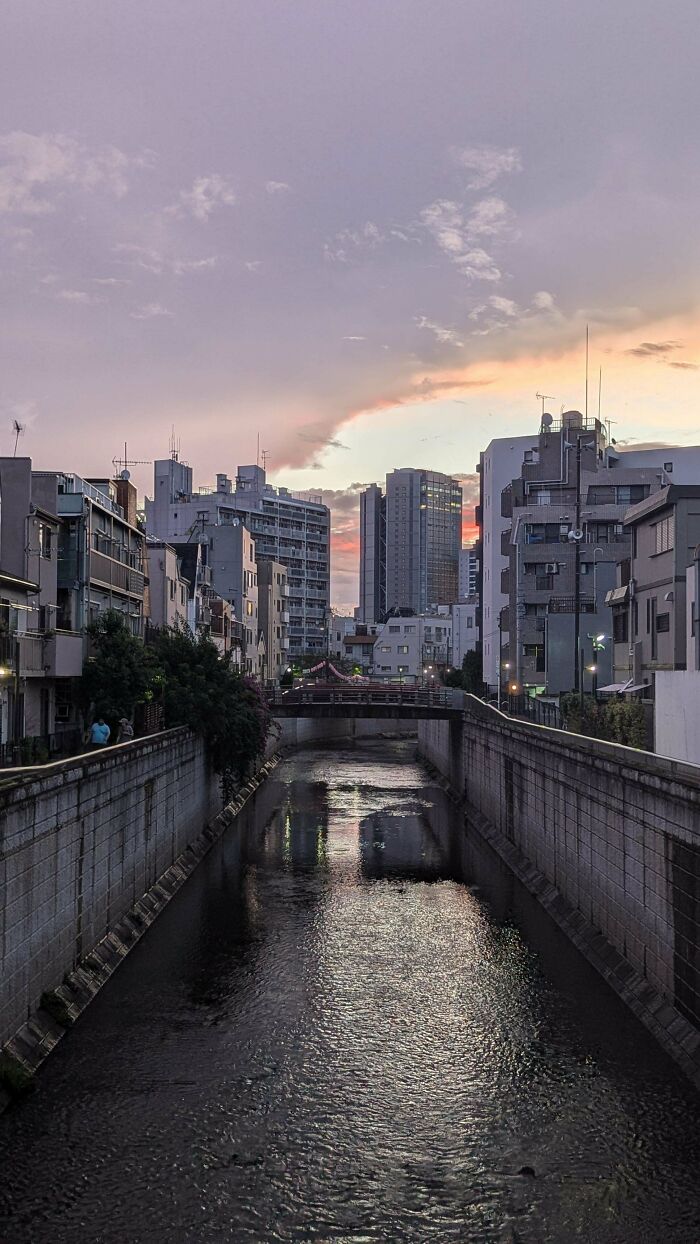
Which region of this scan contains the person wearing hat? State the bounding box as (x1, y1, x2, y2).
(117, 717, 134, 743)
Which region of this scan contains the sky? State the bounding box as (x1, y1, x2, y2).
(2, 1, 700, 610)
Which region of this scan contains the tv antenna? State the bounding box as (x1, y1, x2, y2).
(11, 419, 25, 456)
(261, 448, 269, 471)
(169, 427, 182, 461)
(112, 442, 151, 480)
(536, 392, 554, 419)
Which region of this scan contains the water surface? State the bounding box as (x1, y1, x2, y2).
(1, 742, 699, 1243)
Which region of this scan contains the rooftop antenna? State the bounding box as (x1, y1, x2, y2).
(585, 324, 589, 421)
(536, 392, 554, 420)
(261, 448, 269, 472)
(598, 366, 602, 422)
(256, 431, 260, 468)
(537, 390, 554, 425)
(112, 441, 150, 479)
(169, 426, 181, 461)
(11, 418, 25, 456)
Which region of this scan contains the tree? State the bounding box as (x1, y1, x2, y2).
(444, 650, 484, 696)
(148, 624, 274, 797)
(80, 610, 157, 735)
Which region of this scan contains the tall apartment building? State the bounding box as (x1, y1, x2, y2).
(257, 558, 290, 683)
(458, 546, 478, 599)
(361, 469, 461, 618)
(359, 483, 386, 623)
(478, 433, 537, 688)
(499, 412, 700, 694)
(146, 458, 330, 655)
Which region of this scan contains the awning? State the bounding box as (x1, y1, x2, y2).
(598, 679, 650, 695)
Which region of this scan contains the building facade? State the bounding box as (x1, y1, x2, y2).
(619, 485, 700, 687)
(458, 546, 478, 600)
(384, 468, 462, 614)
(359, 483, 386, 624)
(451, 599, 479, 669)
(257, 558, 289, 683)
(478, 434, 537, 689)
(145, 540, 189, 630)
(146, 458, 330, 655)
(372, 611, 452, 684)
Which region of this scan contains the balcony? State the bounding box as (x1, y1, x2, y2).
(18, 632, 45, 676)
(0, 631, 47, 676)
(44, 630, 84, 677)
(90, 550, 145, 597)
(501, 527, 513, 557)
(281, 610, 290, 623)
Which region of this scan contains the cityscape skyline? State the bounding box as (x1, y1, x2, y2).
(2, 1, 700, 611)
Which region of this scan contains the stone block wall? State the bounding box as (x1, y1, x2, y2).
(419, 702, 700, 1037)
(0, 729, 220, 1047)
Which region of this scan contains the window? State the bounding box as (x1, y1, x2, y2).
(656, 612, 670, 633)
(380, 645, 391, 652)
(404, 625, 416, 634)
(466, 617, 473, 628)
(398, 665, 409, 674)
(388, 625, 401, 633)
(654, 514, 674, 554)
(397, 644, 409, 654)
(616, 485, 649, 505)
(613, 613, 629, 643)
(664, 461, 673, 473)
(246, 601, 253, 616)
(38, 523, 52, 559)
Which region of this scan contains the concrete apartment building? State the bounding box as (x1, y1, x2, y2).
(606, 486, 700, 689)
(258, 558, 290, 682)
(372, 611, 452, 684)
(478, 433, 536, 688)
(359, 483, 386, 624)
(0, 460, 146, 752)
(146, 457, 330, 655)
(145, 540, 189, 630)
(500, 413, 677, 694)
(458, 546, 478, 600)
(451, 599, 479, 669)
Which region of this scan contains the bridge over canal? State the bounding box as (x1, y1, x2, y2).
(268, 686, 464, 720)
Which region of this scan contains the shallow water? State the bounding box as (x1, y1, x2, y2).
(1, 742, 699, 1243)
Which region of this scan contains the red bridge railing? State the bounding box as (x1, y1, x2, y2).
(268, 685, 462, 710)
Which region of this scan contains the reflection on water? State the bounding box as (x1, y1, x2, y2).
(0, 741, 699, 1243)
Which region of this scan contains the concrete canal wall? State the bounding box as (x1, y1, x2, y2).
(0, 728, 220, 1053)
(419, 700, 700, 1085)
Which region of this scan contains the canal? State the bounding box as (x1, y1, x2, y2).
(1, 742, 700, 1242)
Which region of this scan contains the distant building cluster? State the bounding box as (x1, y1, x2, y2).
(478, 411, 700, 763)
(333, 466, 478, 687)
(4, 406, 700, 768)
(0, 451, 330, 760)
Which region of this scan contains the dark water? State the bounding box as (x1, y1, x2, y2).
(1, 742, 700, 1243)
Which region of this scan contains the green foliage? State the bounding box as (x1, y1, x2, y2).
(0, 1051, 33, 1098)
(81, 610, 158, 736)
(444, 650, 484, 696)
(561, 693, 648, 748)
(147, 624, 274, 798)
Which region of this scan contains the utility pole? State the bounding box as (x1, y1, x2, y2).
(571, 435, 584, 691)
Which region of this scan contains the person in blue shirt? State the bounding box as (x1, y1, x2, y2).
(89, 718, 111, 747)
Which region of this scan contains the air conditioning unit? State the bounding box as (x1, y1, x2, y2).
(544, 562, 559, 574)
